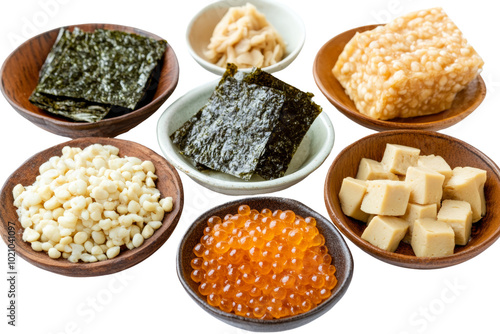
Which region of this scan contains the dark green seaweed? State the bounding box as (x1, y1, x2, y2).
(170, 64, 322, 181)
(29, 27, 166, 122)
(234, 66, 323, 180)
(29, 92, 110, 122)
(173, 76, 286, 180)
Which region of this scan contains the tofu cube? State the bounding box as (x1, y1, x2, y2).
(418, 154, 453, 183)
(443, 167, 487, 222)
(360, 180, 411, 216)
(356, 158, 398, 181)
(411, 218, 455, 257)
(437, 200, 472, 245)
(381, 144, 420, 175)
(366, 214, 376, 224)
(400, 203, 438, 243)
(338, 177, 370, 222)
(405, 166, 445, 205)
(361, 216, 409, 252)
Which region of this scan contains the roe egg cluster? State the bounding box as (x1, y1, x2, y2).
(191, 205, 337, 319)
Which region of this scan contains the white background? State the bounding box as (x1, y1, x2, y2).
(1, 0, 499, 333)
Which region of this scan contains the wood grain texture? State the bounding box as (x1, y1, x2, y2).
(0, 137, 184, 277)
(324, 130, 500, 269)
(0, 23, 179, 138)
(313, 24, 486, 132)
(177, 196, 353, 332)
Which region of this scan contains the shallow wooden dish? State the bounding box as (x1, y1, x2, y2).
(0, 137, 184, 276)
(313, 24, 486, 132)
(0, 23, 179, 138)
(177, 196, 353, 332)
(324, 130, 500, 269)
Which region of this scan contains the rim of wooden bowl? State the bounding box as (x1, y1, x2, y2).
(313, 24, 486, 132)
(324, 130, 500, 269)
(0, 137, 184, 277)
(0, 23, 179, 138)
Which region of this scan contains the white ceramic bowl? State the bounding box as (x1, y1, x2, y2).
(186, 0, 306, 76)
(156, 80, 334, 195)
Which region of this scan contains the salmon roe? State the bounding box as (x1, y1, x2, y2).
(190, 205, 337, 319)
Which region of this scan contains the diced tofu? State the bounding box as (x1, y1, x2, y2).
(400, 203, 438, 243)
(360, 180, 411, 216)
(380, 144, 420, 175)
(355, 158, 398, 180)
(366, 214, 376, 224)
(437, 200, 472, 245)
(411, 218, 455, 257)
(405, 166, 445, 205)
(418, 154, 453, 182)
(443, 167, 487, 222)
(361, 215, 409, 252)
(338, 177, 370, 222)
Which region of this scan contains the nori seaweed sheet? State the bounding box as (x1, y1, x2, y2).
(172, 76, 286, 180)
(233, 65, 323, 180)
(29, 27, 166, 122)
(29, 92, 110, 122)
(170, 64, 322, 181)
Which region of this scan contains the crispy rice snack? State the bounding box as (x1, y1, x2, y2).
(332, 8, 484, 120)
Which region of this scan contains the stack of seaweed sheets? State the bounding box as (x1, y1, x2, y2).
(171, 64, 322, 181)
(29, 27, 167, 122)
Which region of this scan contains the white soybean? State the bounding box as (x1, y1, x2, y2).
(12, 144, 174, 263)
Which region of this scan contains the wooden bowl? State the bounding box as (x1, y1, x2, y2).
(0, 137, 184, 276)
(186, 0, 305, 76)
(0, 23, 179, 138)
(313, 24, 486, 132)
(177, 196, 353, 332)
(324, 130, 500, 269)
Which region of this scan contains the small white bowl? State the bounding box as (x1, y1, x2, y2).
(186, 0, 306, 76)
(156, 80, 334, 195)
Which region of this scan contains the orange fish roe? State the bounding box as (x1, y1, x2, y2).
(190, 205, 337, 319)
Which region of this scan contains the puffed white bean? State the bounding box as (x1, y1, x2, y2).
(52, 207, 64, 220)
(31, 241, 43, 252)
(20, 216, 33, 229)
(91, 245, 104, 256)
(142, 200, 157, 212)
(91, 231, 106, 245)
(13, 144, 174, 263)
(91, 187, 109, 201)
(106, 246, 120, 259)
(60, 236, 72, 245)
(142, 225, 154, 239)
(42, 225, 61, 243)
(160, 197, 173, 212)
(84, 241, 94, 253)
(127, 200, 140, 214)
(96, 254, 108, 261)
(148, 221, 162, 230)
(42, 242, 52, 252)
(145, 177, 155, 188)
(141, 160, 155, 174)
(48, 248, 61, 259)
(98, 219, 112, 230)
(132, 233, 144, 248)
(73, 232, 88, 244)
